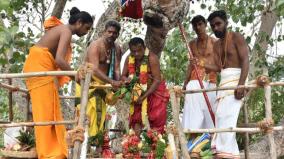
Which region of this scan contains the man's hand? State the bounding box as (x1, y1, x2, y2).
(234, 87, 246, 100)
(111, 80, 122, 89)
(135, 96, 145, 105)
(76, 63, 94, 83)
(122, 77, 132, 85)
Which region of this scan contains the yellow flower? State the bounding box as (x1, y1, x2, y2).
(138, 142, 143, 149)
(129, 56, 135, 64)
(141, 99, 148, 125)
(140, 64, 147, 72)
(129, 129, 135, 135)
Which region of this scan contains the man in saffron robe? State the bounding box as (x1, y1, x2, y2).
(23, 7, 93, 159)
(121, 37, 169, 135)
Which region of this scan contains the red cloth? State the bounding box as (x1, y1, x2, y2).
(121, 0, 143, 19)
(129, 80, 169, 133)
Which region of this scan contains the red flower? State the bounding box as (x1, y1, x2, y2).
(139, 72, 148, 84)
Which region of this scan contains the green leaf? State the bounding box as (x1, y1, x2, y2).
(0, 0, 10, 11)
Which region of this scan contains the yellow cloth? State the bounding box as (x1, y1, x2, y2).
(76, 76, 107, 136)
(23, 46, 67, 159)
(44, 16, 72, 86)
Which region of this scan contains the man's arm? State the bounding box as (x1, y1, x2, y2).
(137, 53, 161, 103)
(114, 44, 122, 80)
(55, 29, 72, 71)
(87, 41, 116, 84)
(234, 32, 249, 99)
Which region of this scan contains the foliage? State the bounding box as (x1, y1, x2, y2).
(16, 128, 35, 148)
(114, 76, 139, 104)
(88, 130, 104, 147)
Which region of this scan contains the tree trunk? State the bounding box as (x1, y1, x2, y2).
(92, 0, 120, 40)
(143, 0, 189, 55)
(241, 119, 284, 159)
(51, 0, 68, 19)
(249, 10, 278, 79)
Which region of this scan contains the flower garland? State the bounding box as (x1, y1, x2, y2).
(128, 48, 149, 125)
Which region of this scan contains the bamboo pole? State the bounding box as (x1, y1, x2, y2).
(183, 126, 283, 134)
(0, 71, 77, 79)
(264, 85, 277, 159)
(0, 120, 76, 128)
(183, 82, 284, 94)
(25, 94, 30, 121)
(0, 82, 28, 93)
(72, 72, 92, 159)
(8, 79, 13, 122)
(169, 89, 190, 159)
(243, 103, 250, 159)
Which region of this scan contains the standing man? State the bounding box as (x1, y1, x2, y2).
(78, 20, 122, 137)
(23, 7, 93, 159)
(207, 10, 249, 158)
(182, 15, 217, 133)
(121, 37, 169, 135)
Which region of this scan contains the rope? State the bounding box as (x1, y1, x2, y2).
(77, 63, 94, 80)
(256, 75, 270, 87)
(257, 118, 274, 133)
(66, 126, 85, 147)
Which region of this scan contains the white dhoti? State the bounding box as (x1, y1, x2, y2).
(182, 80, 216, 129)
(212, 68, 243, 159)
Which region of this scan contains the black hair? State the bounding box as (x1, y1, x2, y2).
(105, 20, 121, 32)
(129, 37, 145, 47)
(208, 10, 227, 22)
(68, 7, 93, 25)
(191, 15, 206, 26)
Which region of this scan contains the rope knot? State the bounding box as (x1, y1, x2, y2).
(256, 75, 270, 87)
(77, 63, 94, 79)
(173, 86, 183, 97)
(257, 118, 274, 133)
(66, 126, 85, 147)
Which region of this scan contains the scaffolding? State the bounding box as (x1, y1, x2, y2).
(0, 71, 283, 159)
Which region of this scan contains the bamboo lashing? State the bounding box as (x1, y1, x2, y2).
(72, 71, 92, 159)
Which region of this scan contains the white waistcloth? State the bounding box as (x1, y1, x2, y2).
(212, 68, 243, 158)
(182, 80, 216, 130)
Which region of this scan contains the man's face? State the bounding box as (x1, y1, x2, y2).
(76, 22, 92, 37)
(130, 44, 145, 60)
(193, 21, 207, 35)
(104, 26, 119, 44)
(209, 17, 227, 38)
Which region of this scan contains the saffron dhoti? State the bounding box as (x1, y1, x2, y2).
(23, 46, 68, 159)
(212, 68, 243, 159)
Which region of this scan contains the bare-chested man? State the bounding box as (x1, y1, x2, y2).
(23, 7, 93, 158)
(121, 37, 169, 135)
(86, 20, 122, 86)
(181, 15, 217, 155)
(206, 10, 249, 159)
(80, 20, 122, 137)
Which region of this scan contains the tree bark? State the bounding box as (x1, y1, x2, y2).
(51, 0, 68, 19)
(143, 0, 189, 55)
(249, 10, 278, 79)
(92, 0, 120, 40)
